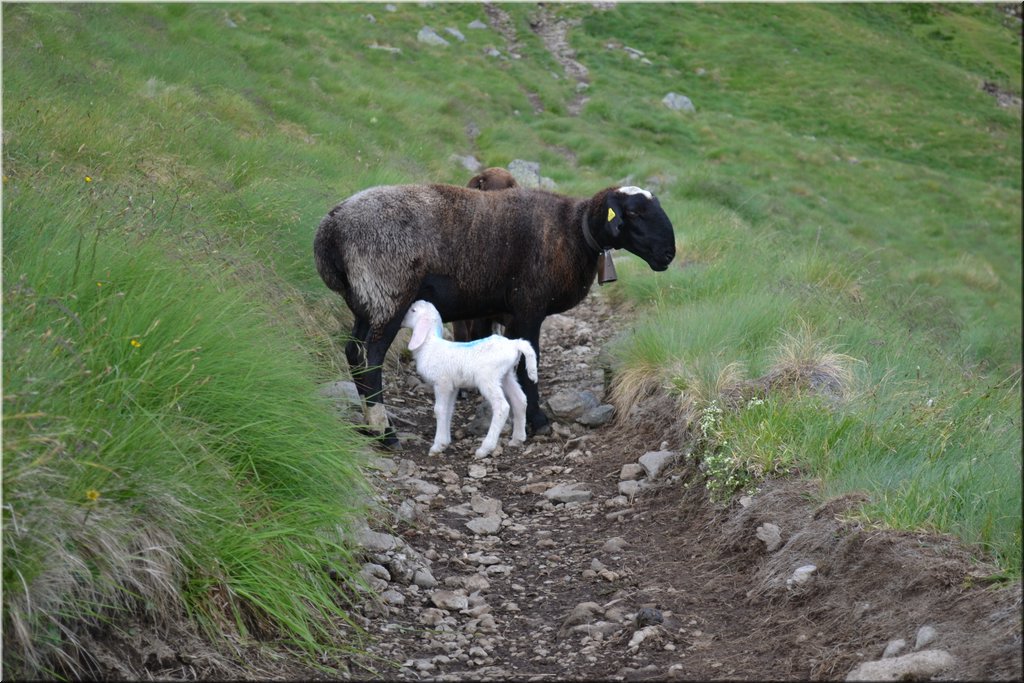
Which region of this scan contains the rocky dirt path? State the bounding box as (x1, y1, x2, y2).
(332, 292, 1022, 681)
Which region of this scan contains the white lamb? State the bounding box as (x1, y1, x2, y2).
(401, 300, 538, 458)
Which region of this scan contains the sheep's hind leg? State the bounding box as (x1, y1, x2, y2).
(476, 383, 510, 458)
(503, 370, 528, 447)
(506, 317, 551, 436)
(357, 317, 404, 450)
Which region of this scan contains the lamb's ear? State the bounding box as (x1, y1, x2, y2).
(408, 315, 432, 351)
(605, 193, 624, 238)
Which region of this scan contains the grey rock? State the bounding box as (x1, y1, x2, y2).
(635, 607, 663, 627)
(463, 574, 491, 592)
(468, 464, 487, 479)
(361, 563, 391, 582)
(558, 601, 603, 636)
(845, 650, 956, 681)
(602, 536, 627, 553)
(399, 477, 440, 497)
(786, 564, 817, 588)
(578, 403, 615, 426)
(547, 389, 600, 420)
(882, 638, 906, 659)
(445, 27, 466, 42)
(385, 3, 397, 10)
(466, 551, 501, 566)
(618, 479, 642, 497)
(419, 608, 446, 627)
(756, 523, 783, 552)
(450, 154, 482, 172)
(418, 26, 450, 46)
(638, 450, 676, 479)
(662, 92, 696, 112)
(914, 625, 938, 650)
(430, 590, 469, 611)
(414, 568, 438, 589)
(466, 515, 503, 535)
(468, 19, 488, 29)
(356, 528, 398, 553)
(470, 494, 503, 516)
(507, 159, 556, 189)
(381, 589, 405, 606)
(619, 463, 645, 481)
(543, 482, 593, 504)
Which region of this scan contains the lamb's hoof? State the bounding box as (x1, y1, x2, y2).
(508, 438, 526, 449)
(474, 448, 494, 459)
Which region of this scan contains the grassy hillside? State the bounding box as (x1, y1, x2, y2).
(3, 2, 1020, 678)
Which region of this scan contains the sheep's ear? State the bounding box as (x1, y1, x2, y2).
(409, 315, 432, 351)
(605, 195, 624, 238)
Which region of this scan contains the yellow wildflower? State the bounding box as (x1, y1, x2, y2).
(130, 339, 142, 348)
(85, 489, 101, 502)
(85, 176, 93, 183)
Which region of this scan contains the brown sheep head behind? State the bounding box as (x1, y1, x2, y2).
(467, 167, 518, 191)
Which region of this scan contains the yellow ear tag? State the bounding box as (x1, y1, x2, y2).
(607, 208, 616, 222)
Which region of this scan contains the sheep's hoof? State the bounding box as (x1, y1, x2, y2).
(429, 444, 447, 455)
(360, 426, 403, 451)
(527, 410, 552, 436)
(509, 438, 525, 449)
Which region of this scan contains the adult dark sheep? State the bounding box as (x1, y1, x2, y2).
(313, 182, 676, 449)
(455, 167, 519, 343)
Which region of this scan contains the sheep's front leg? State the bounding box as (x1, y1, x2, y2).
(503, 370, 528, 447)
(430, 384, 456, 454)
(476, 382, 510, 458)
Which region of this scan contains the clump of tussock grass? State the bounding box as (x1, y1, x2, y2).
(760, 322, 861, 402)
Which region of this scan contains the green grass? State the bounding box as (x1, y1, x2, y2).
(2, 1, 1021, 677)
(3, 180, 373, 677)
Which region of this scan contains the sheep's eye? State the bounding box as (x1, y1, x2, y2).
(626, 209, 639, 218)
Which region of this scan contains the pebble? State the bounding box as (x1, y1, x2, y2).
(543, 482, 593, 503)
(756, 523, 783, 552)
(845, 650, 956, 681)
(638, 450, 676, 479)
(619, 463, 645, 481)
(602, 536, 628, 553)
(915, 625, 937, 649)
(882, 638, 906, 658)
(786, 564, 817, 588)
(466, 515, 503, 535)
(430, 590, 469, 611)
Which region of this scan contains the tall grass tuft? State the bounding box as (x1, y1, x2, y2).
(3, 181, 373, 678)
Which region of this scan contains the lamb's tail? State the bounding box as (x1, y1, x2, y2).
(516, 340, 539, 383)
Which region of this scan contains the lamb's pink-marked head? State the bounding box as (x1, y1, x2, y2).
(403, 300, 440, 351)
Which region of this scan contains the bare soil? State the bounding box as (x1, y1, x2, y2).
(81, 291, 1021, 681)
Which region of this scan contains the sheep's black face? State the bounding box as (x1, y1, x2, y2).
(607, 188, 676, 271)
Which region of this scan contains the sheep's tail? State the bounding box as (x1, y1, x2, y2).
(516, 341, 539, 383)
(313, 218, 348, 294)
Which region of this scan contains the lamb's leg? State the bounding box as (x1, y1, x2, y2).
(431, 384, 456, 454)
(503, 370, 528, 447)
(476, 382, 510, 458)
(506, 317, 550, 436)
